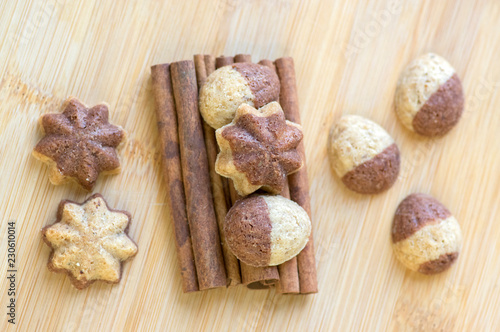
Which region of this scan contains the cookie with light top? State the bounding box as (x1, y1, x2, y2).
(391, 193, 462, 274)
(42, 194, 138, 289)
(215, 102, 304, 196)
(328, 115, 400, 194)
(199, 62, 280, 129)
(395, 53, 464, 136)
(33, 97, 125, 191)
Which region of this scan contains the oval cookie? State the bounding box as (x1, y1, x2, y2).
(328, 115, 400, 194)
(199, 63, 280, 129)
(395, 53, 464, 136)
(391, 193, 462, 274)
(224, 195, 311, 267)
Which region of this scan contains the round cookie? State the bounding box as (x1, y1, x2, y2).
(327, 115, 400, 194)
(391, 193, 462, 274)
(199, 63, 280, 129)
(395, 53, 464, 136)
(224, 195, 311, 267)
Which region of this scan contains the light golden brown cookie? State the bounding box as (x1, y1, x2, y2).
(215, 102, 304, 196)
(199, 63, 280, 129)
(328, 115, 400, 194)
(395, 53, 464, 136)
(42, 194, 138, 289)
(391, 193, 462, 274)
(33, 97, 125, 191)
(224, 195, 311, 267)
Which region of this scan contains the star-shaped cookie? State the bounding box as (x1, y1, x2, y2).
(215, 102, 304, 196)
(33, 97, 125, 191)
(42, 194, 138, 289)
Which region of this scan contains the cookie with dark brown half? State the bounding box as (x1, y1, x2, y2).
(215, 101, 304, 196)
(225, 195, 311, 267)
(328, 115, 400, 194)
(33, 97, 125, 191)
(395, 53, 464, 137)
(42, 194, 138, 289)
(391, 193, 462, 274)
(199, 62, 280, 129)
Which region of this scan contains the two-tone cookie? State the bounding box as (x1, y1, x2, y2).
(328, 115, 400, 194)
(391, 193, 462, 274)
(33, 97, 125, 191)
(199, 62, 280, 129)
(395, 53, 464, 136)
(42, 194, 138, 289)
(224, 195, 311, 267)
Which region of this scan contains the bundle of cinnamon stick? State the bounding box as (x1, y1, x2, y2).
(151, 54, 317, 294)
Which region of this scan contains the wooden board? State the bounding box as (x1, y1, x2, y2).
(1, 0, 500, 330)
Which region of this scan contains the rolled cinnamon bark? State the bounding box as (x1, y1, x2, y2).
(258, 59, 275, 69)
(259, 58, 300, 294)
(215, 56, 234, 68)
(228, 179, 241, 203)
(170, 60, 227, 290)
(150, 64, 199, 293)
(234, 54, 252, 63)
(194, 54, 242, 287)
(275, 57, 318, 294)
(221, 177, 233, 211)
(218, 55, 280, 288)
(204, 55, 216, 76)
(275, 183, 300, 294)
(215, 56, 241, 213)
(193, 55, 207, 89)
(202, 57, 233, 209)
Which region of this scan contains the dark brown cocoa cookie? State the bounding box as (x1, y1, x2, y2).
(224, 195, 311, 267)
(328, 115, 400, 194)
(33, 97, 125, 190)
(395, 53, 464, 137)
(391, 193, 462, 274)
(42, 194, 137, 289)
(215, 102, 304, 196)
(199, 63, 280, 129)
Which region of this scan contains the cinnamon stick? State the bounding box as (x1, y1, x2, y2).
(234, 54, 252, 63)
(194, 54, 242, 287)
(228, 179, 241, 203)
(170, 60, 227, 290)
(275, 57, 318, 294)
(215, 56, 234, 68)
(257, 59, 275, 69)
(193, 55, 207, 89)
(204, 55, 216, 75)
(259, 58, 300, 294)
(228, 54, 280, 288)
(204, 55, 241, 286)
(216, 54, 241, 212)
(212, 56, 236, 212)
(276, 185, 300, 294)
(150, 64, 198, 293)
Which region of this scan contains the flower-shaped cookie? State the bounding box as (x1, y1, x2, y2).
(42, 194, 138, 289)
(215, 102, 304, 196)
(33, 97, 125, 191)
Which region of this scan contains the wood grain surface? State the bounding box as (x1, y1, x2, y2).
(1, 0, 500, 331)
